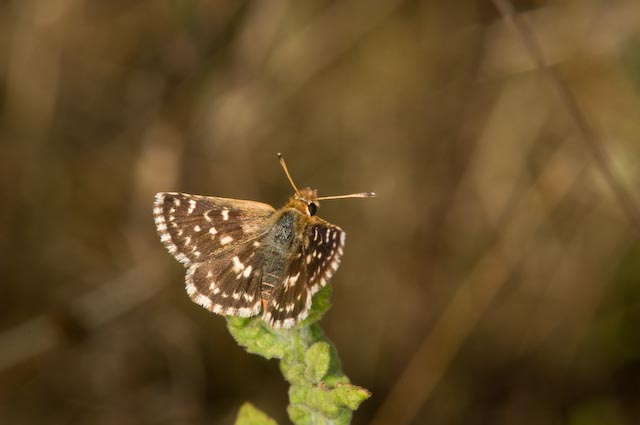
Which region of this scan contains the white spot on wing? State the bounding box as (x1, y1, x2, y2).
(243, 265, 252, 278)
(221, 235, 233, 245)
(187, 199, 197, 214)
(232, 256, 245, 273)
(221, 209, 229, 221)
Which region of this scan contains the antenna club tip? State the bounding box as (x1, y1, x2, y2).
(365, 192, 377, 197)
(277, 152, 283, 159)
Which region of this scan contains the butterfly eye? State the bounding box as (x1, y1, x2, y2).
(308, 202, 317, 216)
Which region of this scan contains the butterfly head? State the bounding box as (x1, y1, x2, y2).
(278, 153, 376, 218)
(291, 187, 320, 217)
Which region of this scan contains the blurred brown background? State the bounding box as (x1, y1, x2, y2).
(2, 0, 640, 424)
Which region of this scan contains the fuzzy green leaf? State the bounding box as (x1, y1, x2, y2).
(280, 352, 307, 385)
(305, 341, 331, 383)
(235, 402, 278, 425)
(330, 384, 372, 411)
(289, 385, 341, 418)
(287, 404, 352, 425)
(227, 317, 286, 359)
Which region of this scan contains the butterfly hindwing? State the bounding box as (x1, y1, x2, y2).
(185, 244, 264, 317)
(154, 192, 275, 267)
(303, 222, 346, 296)
(263, 220, 345, 328)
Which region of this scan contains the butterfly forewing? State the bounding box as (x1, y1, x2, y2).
(263, 221, 345, 328)
(153, 192, 275, 267)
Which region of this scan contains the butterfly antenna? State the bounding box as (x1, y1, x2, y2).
(315, 192, 376, 201)
(277, 153, 300, 194)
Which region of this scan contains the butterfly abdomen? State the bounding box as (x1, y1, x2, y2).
(258, 210, 303, 301)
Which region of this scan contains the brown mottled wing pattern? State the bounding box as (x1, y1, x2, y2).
(154, 192, 275, 316)
(263, 220, 345, 328)
(154, 192, 274, 266)
(185, 245, 265, 317)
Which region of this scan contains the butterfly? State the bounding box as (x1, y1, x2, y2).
(153, 154, 375, 328)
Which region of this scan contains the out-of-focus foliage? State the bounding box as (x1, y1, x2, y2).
(1, 0, 640, 424)
(235, 403, 278, 425)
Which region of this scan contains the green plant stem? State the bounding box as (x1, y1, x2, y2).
(230, 285, 371, 425)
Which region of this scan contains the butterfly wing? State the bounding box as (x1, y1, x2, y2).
(185, 244, 265, 317)
(153, 192, 275, 267)
(263, 219, 345, 328)
(154, 192, 275, 317)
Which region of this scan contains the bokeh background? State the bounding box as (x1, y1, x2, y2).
(2, 0, 640, 424)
